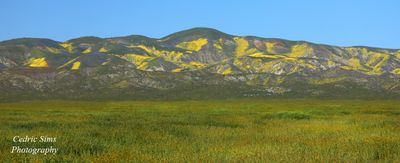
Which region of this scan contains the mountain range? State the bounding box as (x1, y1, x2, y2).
(0, 27, 399, 101)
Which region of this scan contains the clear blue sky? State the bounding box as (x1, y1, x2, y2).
(0, 0, 399, 48)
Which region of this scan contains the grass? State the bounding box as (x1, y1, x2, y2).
(0, 99, 399, 162)
(262, 111, 311, 120)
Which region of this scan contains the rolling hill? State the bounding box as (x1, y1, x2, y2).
(0, 28, 399, 100)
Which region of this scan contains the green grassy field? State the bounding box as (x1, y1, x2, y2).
(1, 100, 399, 162)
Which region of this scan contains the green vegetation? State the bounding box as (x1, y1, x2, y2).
(0, 100, 399, 162)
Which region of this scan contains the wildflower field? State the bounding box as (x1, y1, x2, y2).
(1, 99, 399, 162)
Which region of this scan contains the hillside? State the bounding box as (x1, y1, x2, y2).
(0, 28, 399, 100)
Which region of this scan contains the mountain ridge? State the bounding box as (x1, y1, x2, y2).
(3, 27, 398, 50)
(0, 27, 399, 101)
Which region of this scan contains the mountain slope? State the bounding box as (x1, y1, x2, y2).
(0, 28, 399, 100)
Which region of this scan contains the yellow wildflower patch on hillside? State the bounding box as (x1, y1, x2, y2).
(117, 54, 153, 71)
(213, 42, 223, 51)
(221, 67, 233, 75)
(245, 48, 257, 55)
(234, 37, 249, 57)
(397, 51, 400, 59)
(392, 68, 400, 75)
(261, 60, 277, 71)
(249, 52, 284, 59)
(136, 62, 149, 71)
(29, 57, 49, 68)
(233, 58, 246, 71)
(327, 60, 336, 67)
(304, 63, 317, 69)
(276, 76, 285, 84)
(57, 56, 80, 69)
(341, 58, 369, 71)
(366, 52, 389, 75)
(128, 45, 184, 62)
(213, 38, 224, 51)
(128, 45, 153, 54)
(340, 66, 352, 70)
(176, 38, 208, 51)
(189, 61, 206, 68)
(284, 57, 296, 61)
(46, 47, 60, 54)
(309, 77, 347, 85)
(249, 52, 268, 58)
(120, 54, 152, 64)
(289, 44, 313, 58)
(265, 42, 276, 54)
(335, 49, 390, 75)
(71, 61, 81, 70)
(29, 58, 49, 68)
(162, 51, 183, 63)
(82, 47, 92, 54)
(171, 68, 183, 73)
(181, 61, 207, 69)
(348, 58, 364, 69)
(299, 60, 317, 69)
(101, 60, 111, 66)
(288, 65, 301, 74)
(60, 43, 74, 52)
(99, 47, 108, 53)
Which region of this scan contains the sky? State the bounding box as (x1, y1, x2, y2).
(0, 0, 399, 49)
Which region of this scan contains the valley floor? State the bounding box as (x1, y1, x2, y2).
(0, 99, 399, 162)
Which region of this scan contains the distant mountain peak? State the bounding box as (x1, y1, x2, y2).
(161, 27, 231, 43)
